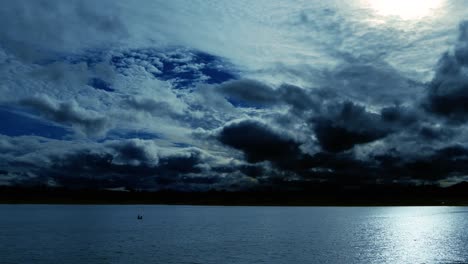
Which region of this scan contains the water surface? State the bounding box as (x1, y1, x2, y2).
(1, 205, 467, 264)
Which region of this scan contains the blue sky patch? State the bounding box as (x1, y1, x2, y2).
(0, 107, 70, 139)
(110, 48, 238, 88)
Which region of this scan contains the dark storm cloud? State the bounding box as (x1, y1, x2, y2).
(218, 120, 306, 168)
(278, 84, 321, 112)
(20, 96, 109, 137)
(417, 125, 455, 141)
(380, 106, 420, 126)
(39, 143, 214, 190)
(108, 140, 153, 164)
(424, 21, 468, 121)
(314, 122, 383, 153)
(299, 152, 380, 184)
(314, 102, 389, 152)
(374, 145, 468, 181)
(0, 135, 224, 190)
(238, 164, 266, 178)
(313, 101, 390, 152)
(217, 80, 401, 154)
(215, 122, 380, 184)
(403, 147, 468, 181)
(219, 79, 278, 106)
(47, 151, 155, 189)
(218, 80, 320, 111)
(218, 120, 299, 162)
(274, 144, 468, 185)
(214, 77, 468, 185)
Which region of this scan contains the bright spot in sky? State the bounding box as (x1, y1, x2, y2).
(366, 0, 444, 20)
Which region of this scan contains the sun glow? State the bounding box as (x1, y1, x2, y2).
(366, 0, 444, 20)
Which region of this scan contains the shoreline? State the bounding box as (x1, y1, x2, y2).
(2, 200, 467, 206)
(3, 184, 468, 206)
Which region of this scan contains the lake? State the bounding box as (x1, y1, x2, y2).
(1, 205, 468, 264)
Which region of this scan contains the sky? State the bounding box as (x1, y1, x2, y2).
(2, 0, 468, 191)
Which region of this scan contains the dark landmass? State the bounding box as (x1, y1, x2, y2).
(2, 182, 468, 206)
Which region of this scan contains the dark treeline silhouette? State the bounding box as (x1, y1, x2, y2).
(2, 182, 468, 205)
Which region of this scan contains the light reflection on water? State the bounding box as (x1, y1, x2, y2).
(0, 205, 468, 264)
(372, 207, 467, 263)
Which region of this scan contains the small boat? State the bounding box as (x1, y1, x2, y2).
(137, 214, 143, 220)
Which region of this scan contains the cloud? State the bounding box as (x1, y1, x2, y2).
(124, 97, 182, 118)
(107, 139, 159, 165)
(0, 135, 230, 190)
(219, 79, 278, 107)
(217, 120, 310, 172)
(324, 60, 424, 106)
(313, 101, 390, 153)
(3, 2, 468, 192)
(218, 80, 319, 112)
(424, 21, 468, 121)
(46, 145, 230, 191)
(20, 96, 110, 137)
(46, 151, 156, 189)
(218, 120, 301, 162)
(0, 0, 126, 60)
(374, 145, 468, 181)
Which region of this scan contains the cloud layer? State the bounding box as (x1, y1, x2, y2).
(2, 1, 468, 191)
